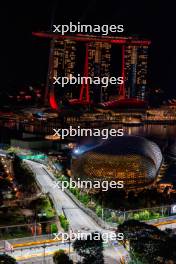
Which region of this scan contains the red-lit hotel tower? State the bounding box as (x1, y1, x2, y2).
(46, 38, 77, 109)
(33, 32, 151, 110)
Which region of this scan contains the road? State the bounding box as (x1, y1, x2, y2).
(15, 160, 128, 263)
(25, 160, 101, 232)
(12, 241, 71, 263)
(9, 240, 127, 263)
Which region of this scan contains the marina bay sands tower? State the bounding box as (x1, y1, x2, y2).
(33, 32, 151, 109)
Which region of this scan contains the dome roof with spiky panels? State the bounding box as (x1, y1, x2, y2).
(71, 136, 162, 190)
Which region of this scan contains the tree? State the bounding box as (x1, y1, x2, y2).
(13, 155, 36, 192)
(0, 254, 17, 264)
(30, 197, 49, 213)
(73, 232, 104, 264)
(53, 250, 73, 264)
(129, 258, 145, 264)
(58, 214, 69, 231)
(0, 178, 12, 191)
(118, 220, 176, 264)
(128, 252, 147, 264)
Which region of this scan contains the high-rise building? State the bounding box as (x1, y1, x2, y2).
(33, 32, 151, 109)
(50, 39, 77, 100)
(88, 42, 111, 102)
(49, 40, 111, 103)
(124, 45, 149, 100)
(52, 39, 76, 78)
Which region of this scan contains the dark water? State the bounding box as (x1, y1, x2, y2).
(112, 124, 176, 140)
(78, 124, 176, 149)
(114, 124, 176, 151)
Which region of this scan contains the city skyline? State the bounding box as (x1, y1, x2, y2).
(1, 1, 176, 263)
(2, 0, 176, 98)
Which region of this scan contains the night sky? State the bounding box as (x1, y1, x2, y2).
(2, 0, 176, 98)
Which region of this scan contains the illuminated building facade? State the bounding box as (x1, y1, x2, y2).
(71, 136, 162, 191)
(33, 32, 151, 109)
(88, 42, 111, 102)
(53, 39, 76, 77)
(124, 45, 149, 100)
(51, 39, 77, 99)
(50, 40, 111, 103)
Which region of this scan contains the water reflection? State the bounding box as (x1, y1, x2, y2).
(112, 124, 176, 140)
(78, 124, 176, 147)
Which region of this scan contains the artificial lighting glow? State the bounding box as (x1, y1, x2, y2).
(73, 146, 86, 155)
(73, 148, 80, 154)
(68, 143, 76, 149)
(45, 134, 61, 140)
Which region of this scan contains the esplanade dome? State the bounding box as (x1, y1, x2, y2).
(71, 136, 162, 190)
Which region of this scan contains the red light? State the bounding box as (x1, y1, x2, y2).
(49, 86, 59, 110)
(32, 32, 151, 46)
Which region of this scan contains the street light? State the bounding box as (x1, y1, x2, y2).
(42, 242, 46, 264)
